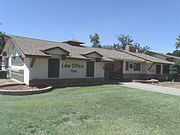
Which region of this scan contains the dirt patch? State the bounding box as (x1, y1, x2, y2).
(1, 85, 38, 90)
(0, 79, 18, 86)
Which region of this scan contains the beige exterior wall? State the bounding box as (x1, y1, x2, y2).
(123, 61, 143, 74)
(29, 58, 105, 80)
(123, 61, 165, 75)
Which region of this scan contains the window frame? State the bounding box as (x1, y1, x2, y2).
(133, 63, 141, 71)
(162, 65, 170, 74)
(156, 65, 161, 74)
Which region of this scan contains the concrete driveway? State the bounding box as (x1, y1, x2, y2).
(122, 82, 180, 96)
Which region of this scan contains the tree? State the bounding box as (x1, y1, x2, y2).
(170, 61, 180, 81)
(114, 34, 133, 49)
(175, 36, 180, 49)
(89, 33, 101, 48)
(113, 34, 151, 52)
(102, 44, 114, 50)
(0, 32, 6, 53)
(134, 43, 151, 53)
(167, 50, 180, 57)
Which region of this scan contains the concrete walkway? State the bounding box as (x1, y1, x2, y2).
(122, 82, 180, 96)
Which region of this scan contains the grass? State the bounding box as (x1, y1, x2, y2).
(0, 85, 180, 135)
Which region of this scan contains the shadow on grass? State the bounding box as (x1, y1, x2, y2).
(52, 80, 125, 89)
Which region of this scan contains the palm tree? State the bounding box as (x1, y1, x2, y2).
(175, 36, 180, 49)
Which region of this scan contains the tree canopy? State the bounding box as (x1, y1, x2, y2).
(134, 43, 151, 53)
(89, 33, 101, 48)
(113, 34, 151, 52)
(167, 50, 180, 57)
(170, 61, 180, 80)
(175, 36, 180, 49)
(113, 34, 133, 50)
(0, 32, 6, 53)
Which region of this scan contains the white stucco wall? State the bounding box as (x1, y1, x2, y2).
(29, 58, 105, 80)
(95, 62, 105, 78)
(29, 58, 48, 80)
(24, 58, 30, 85)
(60, 59, 86, 79)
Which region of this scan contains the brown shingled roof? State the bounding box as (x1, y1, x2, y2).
(119, 50, 174, 64)
(7, 35, 145, 62)
(145, 51, 180, 61)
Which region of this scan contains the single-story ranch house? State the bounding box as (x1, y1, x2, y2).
(0, 35, 178, 86)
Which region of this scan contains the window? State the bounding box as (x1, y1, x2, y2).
(134, 63, 141, 71)
(163, 65, 170, 74)
(12, 56, 24, 66)
(48, 58, 60, 78)
(156, 65, 161, 74)
(130, 63, 133, 69)
(125, 61, 129, 71)
(86, 61, 95, 77)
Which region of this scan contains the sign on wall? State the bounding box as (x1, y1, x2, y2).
(62, 63, 84, 73)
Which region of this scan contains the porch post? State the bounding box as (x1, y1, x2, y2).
(160, 64, 163, 74)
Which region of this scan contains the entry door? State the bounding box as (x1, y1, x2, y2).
(48, 58, 60, 78)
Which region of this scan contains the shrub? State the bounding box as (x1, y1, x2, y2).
(170, 61, 180, 80)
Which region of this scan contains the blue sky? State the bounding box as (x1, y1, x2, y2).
(0, 0, 180, 53)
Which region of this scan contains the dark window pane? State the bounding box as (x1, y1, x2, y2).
(156, 65, 161, 74)
(86, 61, 95, 77)
(163, 65, 170, 74)
(134, 63, 141, 71)
(126, 61, 129, 71)
(48, 58, 60, 78)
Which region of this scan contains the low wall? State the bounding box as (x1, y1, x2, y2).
(0, 70, 7, 78)
(29, 78, 105, 87)
(123, 74, 173, 81)
(0, 84, 53, 95)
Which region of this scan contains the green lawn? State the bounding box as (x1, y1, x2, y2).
(0, 85, 180, 135)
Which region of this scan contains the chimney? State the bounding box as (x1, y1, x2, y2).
(125, 45, 138, 53)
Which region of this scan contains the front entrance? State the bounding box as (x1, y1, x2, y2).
(104, 61, 123, 80)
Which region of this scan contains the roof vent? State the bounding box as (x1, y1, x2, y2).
(63, 39, 84, 47)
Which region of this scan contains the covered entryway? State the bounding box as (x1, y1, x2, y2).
(104, 61, 123, 80)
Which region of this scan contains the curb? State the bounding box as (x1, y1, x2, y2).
(0, 84, 53, 95)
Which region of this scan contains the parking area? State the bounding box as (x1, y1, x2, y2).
(153, 81, 180, 89)
(122, 82, 180, 96)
